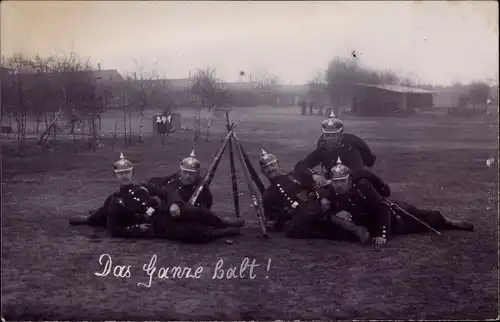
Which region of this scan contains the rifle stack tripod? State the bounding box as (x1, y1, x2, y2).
(188, 110, 269, 238)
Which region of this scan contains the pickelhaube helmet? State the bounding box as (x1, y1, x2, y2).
(113, 152, 134, 173)
(330, 157, 351, 180)
(259, 149, 278, 168)
(180, 149, 201, 172)
(321, 111, 344, 134)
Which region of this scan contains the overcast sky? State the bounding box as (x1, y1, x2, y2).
(1, 1, 498, 85)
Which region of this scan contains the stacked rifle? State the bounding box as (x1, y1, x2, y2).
(188, 110, 269, 238)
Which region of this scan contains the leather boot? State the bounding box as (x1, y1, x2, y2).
(446, 218, 474, 231)
(220, 218, 245, 228)
(209, 227, 241, 238)
(330, 215, 371, 244)
(68, 215, 90, 225)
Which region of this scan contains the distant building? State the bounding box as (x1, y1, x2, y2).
(275, 84, 310, 106)
(352, 83, 435, 116)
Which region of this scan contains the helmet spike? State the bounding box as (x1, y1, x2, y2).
(190, 149, 195, 157)
(119, 152, 125, 159)
(261, 149, 267, 155)
(336, 157, 342, 164)
(329, 111, 336, 118)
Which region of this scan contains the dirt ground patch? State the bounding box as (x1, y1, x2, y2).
(2, 107, 498, 320)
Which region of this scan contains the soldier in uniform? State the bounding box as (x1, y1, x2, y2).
(296, 112, 376, 186)
(70, 153, 243, 243)
(320, 158, 474, 245)
(68, 152, 171, 228)
(259, 149, 370, 243)
(147, 150, 213, 210)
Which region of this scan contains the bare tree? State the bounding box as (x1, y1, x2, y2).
(124, 70, 162, 143)
(308, 72, 328, 115)
(190, 68, 230, 141)
(2, 52, 99, 153)
(468, 81, 491, 107)
(1, 53, 37, 156)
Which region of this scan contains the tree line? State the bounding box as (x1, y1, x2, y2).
(1, 51, 495, 155)
(308, 54, 495, 116)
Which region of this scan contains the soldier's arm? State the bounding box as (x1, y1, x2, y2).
(147, 172, 178, 189)
(262, 188, 281, 221)
(294, 149, 322, 176)
(344, 133, 376, 167)
(199, 186, 214, 210)
(106, 199, 149, 238)
(356, 179, 391, 239)
(86, 193, 116, 227)
(289, 169, 317, 191)
(353, 170, 391, 198)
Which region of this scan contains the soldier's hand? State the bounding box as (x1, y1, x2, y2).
(312, 174, 328, 188)
(320, 198, 331, 211)
(335, 210, 352, 222)
(169, 203, 181, 217)
(149, 196, 162, 208)
(373, 236, 387, 244)
(139, 224, 151, 232)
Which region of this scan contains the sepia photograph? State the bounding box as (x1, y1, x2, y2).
(1, 1, 498, 320)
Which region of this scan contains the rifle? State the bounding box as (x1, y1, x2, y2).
(189, 129, 234, 206)
(225, 110, 240, 217)
(232, 133, 269, 237)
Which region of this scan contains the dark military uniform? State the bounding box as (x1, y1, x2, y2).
(106, 183, 170, 238)
(298, 113, 376, 177)
(146, 150, 243, 243)
(105, 183, 241, 242)
(147, 172, 213, 210)
(262, 169, 321, 229)
(259, 150, 370, 242)
(321, 177, 391, 240)
(321, 165, 474, 241)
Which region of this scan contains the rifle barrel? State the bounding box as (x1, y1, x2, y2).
(188, 130, 234, 205)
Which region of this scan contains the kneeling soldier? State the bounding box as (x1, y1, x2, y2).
(296, 112, 376, 186)
(320, 158, 474, 245)
(260, 149, 370, 243)
(147, 149, 213, 210)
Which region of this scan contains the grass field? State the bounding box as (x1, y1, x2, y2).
(2, 106, 499, 320)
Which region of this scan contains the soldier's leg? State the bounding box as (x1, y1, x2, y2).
(395, 201, 474, 233)
(68, 207, 107, 227)
(329, 215, 371, 244)
(180, 205, 245, 228)
(284, 202, 336, 239)
(86, 207, 108, 227)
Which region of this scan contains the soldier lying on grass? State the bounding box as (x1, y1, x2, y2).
(296, 112, 376, 187)
(319, 157, 474, 245)
(69, 153, 244, 243)
(259, 149, 371, 244)
(146, 149, 213, 210)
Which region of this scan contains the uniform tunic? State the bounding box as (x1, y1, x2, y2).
(262, 170, 345, 239)
(320, 178, 391, 239)
(105, 183, 172, 238)
(298, 133, 376, 177)
(320, 172, 461, 238)
(85, 182, 167, 228)
(147, 173, 240, 243)
(147, 172, 213, 210)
